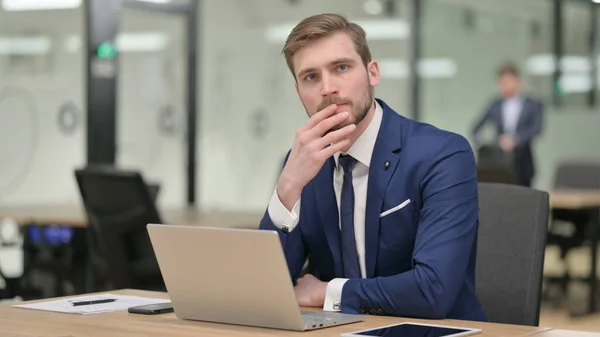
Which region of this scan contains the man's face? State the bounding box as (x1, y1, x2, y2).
(292, 32, 379, 131)
(498, 73, 521, 98)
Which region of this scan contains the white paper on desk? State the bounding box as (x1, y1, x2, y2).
(11, 293, 170, 315)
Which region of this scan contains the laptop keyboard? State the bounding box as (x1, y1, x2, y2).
(301, 311, 337, 328)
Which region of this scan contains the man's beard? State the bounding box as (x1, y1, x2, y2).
(308, 85, 374, 133)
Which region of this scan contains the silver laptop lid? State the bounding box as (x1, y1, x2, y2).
(147, 224, 306, 330)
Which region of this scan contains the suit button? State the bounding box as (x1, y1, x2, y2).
(369, 308, 378, 315)
(376, 309, 384, 315)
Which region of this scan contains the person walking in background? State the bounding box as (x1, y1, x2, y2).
(471, 62, 544, 187)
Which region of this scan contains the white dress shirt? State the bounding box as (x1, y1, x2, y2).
(502, 96, 522, 135)
(267, 101, 383, 311)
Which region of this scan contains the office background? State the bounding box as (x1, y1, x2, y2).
(0, 0, 598, 212)
(1, 0, 600, 331)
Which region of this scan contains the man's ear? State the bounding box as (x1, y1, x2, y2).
(367, 60, 380, 87)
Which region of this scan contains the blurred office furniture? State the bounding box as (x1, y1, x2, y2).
(21, 225, 75, 299)
(0, 205, 262, 231)
(545, 161, 600, 314)
(476, 145, 517, 185)
(476, 182, 549, 326)
(83, 164, 161, 202)
(75, 166, 165, 293)
(146, 182, 160, 202)
(0, 218, 23, 299)
(0, 213, 77, 300)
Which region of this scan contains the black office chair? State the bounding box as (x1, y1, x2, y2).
(83, 164, 161, 201)
(476, 182, 549, 326)
(545, 161, 600, 304)
(146, 183, 160, 202)
(75, 166, 166, 292)
(475, 145, 518, 185)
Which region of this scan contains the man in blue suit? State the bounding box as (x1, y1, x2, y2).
(259, 13, 487, 322)
(471, 63, 544, 187)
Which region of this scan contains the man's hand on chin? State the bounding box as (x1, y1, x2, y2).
(294, 274, 328, 307)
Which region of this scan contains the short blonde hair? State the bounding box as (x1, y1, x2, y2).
(282, 13, 372, 79)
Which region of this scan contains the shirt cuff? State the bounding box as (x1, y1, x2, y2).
(267, 186, 300, 233)
(323, 278, 348, 311)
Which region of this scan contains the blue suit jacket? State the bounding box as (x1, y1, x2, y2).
(260, 99, 488, 321)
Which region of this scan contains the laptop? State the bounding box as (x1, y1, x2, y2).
(146, 224, 365, 331)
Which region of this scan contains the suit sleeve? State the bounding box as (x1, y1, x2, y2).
(471, 102, 495, 147)
(259, 150, 307, 282)
(515, 100, 544, 147)
(339, 134, 479, 319)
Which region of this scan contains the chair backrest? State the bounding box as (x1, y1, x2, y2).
(554, 161, 600, 189)
(476, 165, 517, 185)
(476, 183, 549, 326)
(476, 145, 517, 184)
(74, 166, 164, 290)
(146, 182, 160, 202)
(477, 145, 513, 166)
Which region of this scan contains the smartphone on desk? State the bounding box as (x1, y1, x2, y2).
(128, 302, 174, 315)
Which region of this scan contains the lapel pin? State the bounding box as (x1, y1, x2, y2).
(384, 161, 390, 170)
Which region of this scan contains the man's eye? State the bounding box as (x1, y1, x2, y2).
(338, 65, 349, 71)
(305, 74, 317, 81)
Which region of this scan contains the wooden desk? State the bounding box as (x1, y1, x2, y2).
(0, 289, 552, 337)
(550, 190, 600, 210)
(549, 189, 600, 317)
(532, 330, 600, 337)
(0, 205, 262, 229)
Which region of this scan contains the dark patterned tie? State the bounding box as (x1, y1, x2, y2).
(339, 154, 361, 279)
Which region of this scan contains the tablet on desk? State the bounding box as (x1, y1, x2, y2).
(340, 322, 482, 337)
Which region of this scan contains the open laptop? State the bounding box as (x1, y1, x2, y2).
(146, 224, 365, 331)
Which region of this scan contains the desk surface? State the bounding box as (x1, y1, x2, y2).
(550, 189, 600, 210)
(531, 330, 600, 337)
(0, 289, 552, 337)
(0, 205, 262, 229)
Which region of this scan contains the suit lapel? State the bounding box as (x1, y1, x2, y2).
(364, 100, 403, 278)
(495, 101, 505, 134)
(315, 157, 344, 277)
